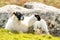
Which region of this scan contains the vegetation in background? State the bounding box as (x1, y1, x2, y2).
(0, 0, 60, 8)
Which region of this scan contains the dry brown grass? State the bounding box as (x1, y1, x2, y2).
(0, 0, 60, 8)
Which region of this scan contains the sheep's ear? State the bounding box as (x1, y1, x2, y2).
(35, 15, 41, 21)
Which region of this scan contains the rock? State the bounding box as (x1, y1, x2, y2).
(24, 2, 60, 12)
(0, 5, 29, 17)
(0, 13, 9, 27)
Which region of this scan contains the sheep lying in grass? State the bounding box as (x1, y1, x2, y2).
(33, 15, 49, 34)
(5, 12, 40, 33)
(5, 12, 24, 32)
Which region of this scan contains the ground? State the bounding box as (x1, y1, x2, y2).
(0, 28, 60, 40)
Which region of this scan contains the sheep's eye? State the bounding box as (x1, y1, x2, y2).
(16, 15, 24, 20)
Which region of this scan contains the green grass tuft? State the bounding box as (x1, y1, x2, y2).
(0, 28, 60, 40)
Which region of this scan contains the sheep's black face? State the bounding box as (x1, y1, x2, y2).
(13, 12, 24, 20)
(35, 15, 41, 21)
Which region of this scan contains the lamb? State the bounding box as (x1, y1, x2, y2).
(33, 15, 49, 34)
(5, 12, 40, 33)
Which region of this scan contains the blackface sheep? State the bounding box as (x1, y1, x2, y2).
(5, 12, 24, 32)
(5, 12, 40, 33)
(33, 15, 49, 34)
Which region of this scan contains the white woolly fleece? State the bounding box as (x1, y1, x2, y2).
(5, 15, 37, 32)
(33, 19, 49, 34)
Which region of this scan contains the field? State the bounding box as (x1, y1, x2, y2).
(0, 28, 60, 40)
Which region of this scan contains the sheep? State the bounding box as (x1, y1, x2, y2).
(33, 15, 49, 34)
(5, 12, 24, 32)
(5, 12, 40, 33)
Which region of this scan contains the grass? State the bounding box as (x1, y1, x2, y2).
(0, 28, 60, 40)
